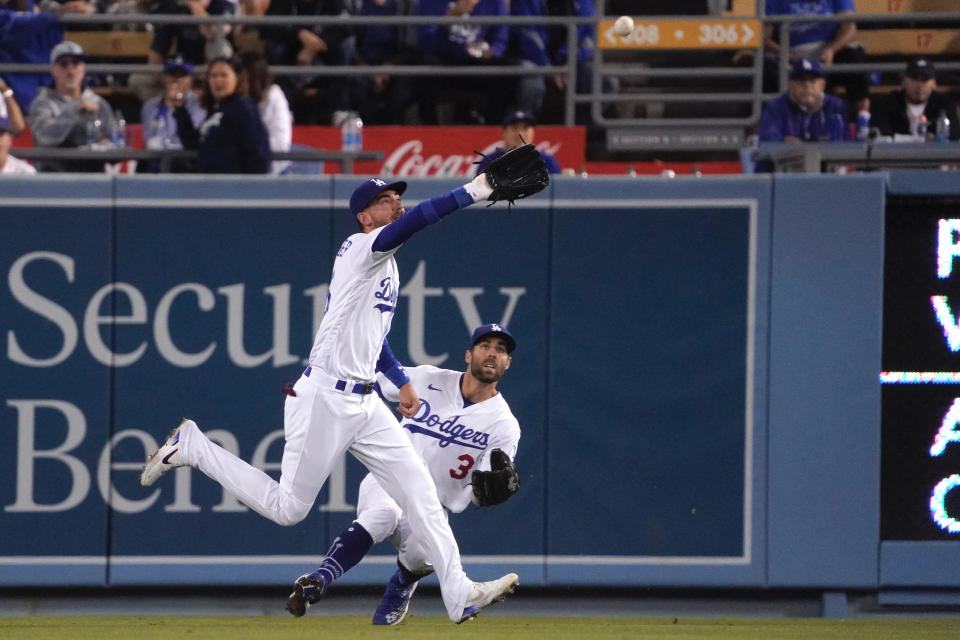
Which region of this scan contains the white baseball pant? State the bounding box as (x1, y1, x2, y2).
(176, 368, 472, 621)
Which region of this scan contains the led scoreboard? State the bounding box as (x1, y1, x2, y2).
(882, 195, 960, 540)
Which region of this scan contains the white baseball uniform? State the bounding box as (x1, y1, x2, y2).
(356, 365, 520, 573)
(173, 186, 484, 622)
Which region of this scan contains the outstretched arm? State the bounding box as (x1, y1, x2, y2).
(370, 175, 492, 253)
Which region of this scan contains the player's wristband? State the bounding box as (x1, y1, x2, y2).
(382, 362, 410, 389)
(1, 88, 13, 99)
(463, 174, 493, 202)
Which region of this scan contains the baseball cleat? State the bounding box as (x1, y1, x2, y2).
(372, 568, 419, 625)
(286, 571, 328, 617)
(140, 419, 190, 487)
(457, 573, 518, 624)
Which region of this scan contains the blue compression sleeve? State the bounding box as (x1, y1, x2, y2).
(376, 338, 410, 388)
(371, 187, 474, 253)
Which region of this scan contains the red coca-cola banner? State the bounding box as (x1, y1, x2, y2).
(293, 126, 586, 176)
(13, 125, 744, 175)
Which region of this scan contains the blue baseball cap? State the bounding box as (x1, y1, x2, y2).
(503, 110, 536, 127)
(905, 56, 935, 80)
(789, 57, 824, 79)
(468, 323, 516, 354)
(163, 55, 193, 75)
(349, 177, 407, 217)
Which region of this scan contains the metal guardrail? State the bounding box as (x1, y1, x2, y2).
(1, 8, 959, 151)
(10, 147, 383, 173)
(2, 14, 590, 126)
(591, 11, 960, 148)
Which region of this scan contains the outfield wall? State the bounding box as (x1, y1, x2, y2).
(0, 171, 957, 594)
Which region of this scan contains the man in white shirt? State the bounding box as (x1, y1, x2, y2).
(872, 57, 960, 142)
(0, 116, 36, 175)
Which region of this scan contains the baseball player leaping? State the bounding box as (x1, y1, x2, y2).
(286, 323, 522, 625)
(140, 146, 548, 624)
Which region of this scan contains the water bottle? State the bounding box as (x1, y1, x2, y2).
(85, 118, 103, 146)
(154, 116, 166, 150)
(936, 110, 952, 143)
(917, 114, 929, 141)
(111, 109, 126, 148)
(856, 110, 871, 141)
(340, 112, 363, 152)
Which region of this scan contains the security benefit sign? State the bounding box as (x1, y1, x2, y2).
(882, 195, 960, 540)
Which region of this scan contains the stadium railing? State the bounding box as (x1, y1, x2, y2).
(1, 7, 959, 155)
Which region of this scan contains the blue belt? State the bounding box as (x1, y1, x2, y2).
(304, 366, 375, 395)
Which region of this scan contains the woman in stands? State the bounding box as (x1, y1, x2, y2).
(237, 50, 293, 175)
(174, 54, 271, 174)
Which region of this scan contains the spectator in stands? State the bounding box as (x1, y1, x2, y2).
(140, 54, 206, 172)
(871, 57, 960, 142)
(0, 5, 62, 110)
(37, 0, 96, 17)
(27, 40, 120, 172)
(0, 115, 36, 174)
(509, 0, 612, 125)
(146, 0, 236, 68)
(257, 0, 352, 124)
(237, 50, 292, 174)
(474, 110, 561, 175)
(0, 76, 26, 136)
(416, 0, 510, 125)
(100, 0, 152, 32)
(757, 57, 848, 142)
(349, 0, 418, 125)
(763, 0, 869, 115)
(175, 54, 271, 173)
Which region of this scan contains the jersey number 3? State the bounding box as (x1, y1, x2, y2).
(449, 454, 475, 479)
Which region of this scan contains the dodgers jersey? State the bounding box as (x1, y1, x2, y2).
(309, 227, 399, 382)
(377, 365, 521, 513)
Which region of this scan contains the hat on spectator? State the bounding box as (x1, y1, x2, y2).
(905, 57, 935, 81)
(0, 116, 12, 134)
(467, 323, 516, 354)
(50, 41, 86, 65)
(789, 57, 824, 79)
(163, 55, 193, 76)
(349, 177, 408, 217)
(502, 110, 536, 127)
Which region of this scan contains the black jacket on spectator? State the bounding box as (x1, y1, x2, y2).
(259, 0, 349, 61)
(148, 0, 236, 65)
(175, 93, 271, 174)
(871, 90, 960, 141)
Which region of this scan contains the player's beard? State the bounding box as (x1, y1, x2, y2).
(470, 358, 504, 384)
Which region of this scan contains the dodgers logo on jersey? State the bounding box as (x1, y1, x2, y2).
(374, 276, 397, 314)
(403, 399, 490, 450)
(198, 112, 223, 139)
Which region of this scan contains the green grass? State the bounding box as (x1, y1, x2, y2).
(1, 616, 959, 640)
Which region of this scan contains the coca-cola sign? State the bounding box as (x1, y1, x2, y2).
(12, 124, 586, 176)
(292, 126, 585, 176)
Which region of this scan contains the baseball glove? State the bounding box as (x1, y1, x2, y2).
(478, 143, 549, 205)
(471, 448, 520, 507)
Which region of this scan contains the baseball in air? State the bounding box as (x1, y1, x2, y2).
(614, 15, 634, 37)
